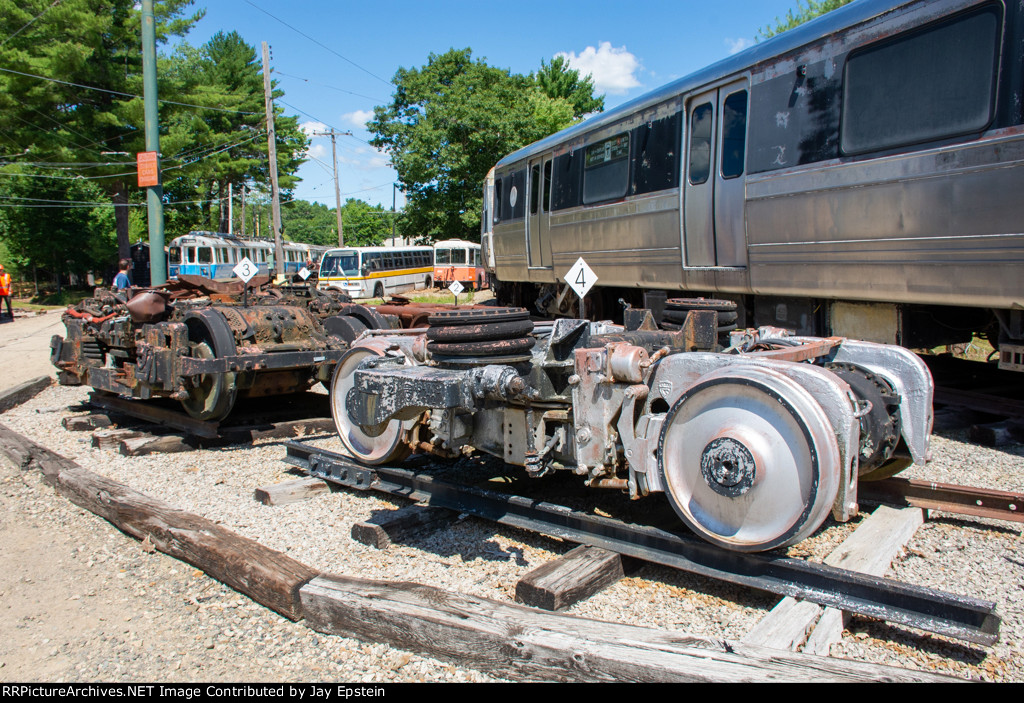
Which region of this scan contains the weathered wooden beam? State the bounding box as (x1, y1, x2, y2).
(62, 414, 113, 431)
(516, 545, 626, 611)
(249, 417, 336, 440)
(350, 504, 455, 548)
(119, 434, 198, 456)
(299, 574, 955, 682)
(968, 420, 1024, 448)
(0, 376, 52, 413)
(254, 476, 331, 506)
(0, 422, 317, 621)
(91, 428, 146, 450)
(743, 505, 925, 654)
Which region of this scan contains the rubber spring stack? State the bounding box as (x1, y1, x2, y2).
(426, 307, 535, 367)
(660, 297, 738, 345)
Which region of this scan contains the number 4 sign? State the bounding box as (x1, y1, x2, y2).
(564, 257, 597, 300)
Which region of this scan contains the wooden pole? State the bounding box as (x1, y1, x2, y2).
(261, 42, 284, 279)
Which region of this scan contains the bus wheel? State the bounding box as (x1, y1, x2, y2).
(374, 282, 384, 299)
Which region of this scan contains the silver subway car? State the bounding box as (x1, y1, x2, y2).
(485, 0, 1024, 369)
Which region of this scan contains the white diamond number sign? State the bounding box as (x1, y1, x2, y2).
(564, 257, 597, 300)
(448, 280, 464, 296)
(233, 256, 257, 283)
(298, 266, 311, 280)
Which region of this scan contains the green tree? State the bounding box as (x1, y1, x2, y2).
(0, 169, 115, 290)
(281, 198, 396, 247)
(533, 56, 604, 119)
(0, 0, 203, 262)
(340, 198, 396, 246)
(368, 48, 598, 242)
(758, 0, 855, 39)
(160, 31, 307, 234)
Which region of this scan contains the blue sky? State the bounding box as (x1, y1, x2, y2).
(179, 0, 803, 209)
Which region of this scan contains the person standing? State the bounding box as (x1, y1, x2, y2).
(113, 259, 131, 291)
(0, 264, 12, 320)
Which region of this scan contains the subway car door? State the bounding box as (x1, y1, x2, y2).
(526, 157, 553, 269)
(683, 79, 749, 268)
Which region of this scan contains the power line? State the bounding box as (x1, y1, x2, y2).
(243, 0, 392, 86)
(274, 70, 387, 104)
(0, 66, 262, 115)
(0, 0, 61, 48)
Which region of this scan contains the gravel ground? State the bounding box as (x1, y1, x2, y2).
(1, 383, 1022, 682)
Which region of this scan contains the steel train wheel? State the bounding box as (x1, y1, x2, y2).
(329, 348, 410, 465)
(657, 366, 841, 552)
(180, 313, 238, 422)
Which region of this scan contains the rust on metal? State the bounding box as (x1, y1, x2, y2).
(861, 477, 1024, 523)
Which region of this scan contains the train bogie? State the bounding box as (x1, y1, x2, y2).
(330, 307, 932, 552)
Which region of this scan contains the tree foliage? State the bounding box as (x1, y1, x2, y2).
(0, 1, 307, 277)
(282, 198, 396, 247)
(758, 0, 855, 40)
(533, 56, 604, 119)
(160, 31, 307, 234)
(368, 48, 600, 242)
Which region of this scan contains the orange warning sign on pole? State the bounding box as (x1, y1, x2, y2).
(136, 151, 159, 187)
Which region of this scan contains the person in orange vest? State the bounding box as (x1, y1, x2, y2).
(0, 264, 12, 320)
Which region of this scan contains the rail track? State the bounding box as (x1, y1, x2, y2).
(283, 440, 1015, 648)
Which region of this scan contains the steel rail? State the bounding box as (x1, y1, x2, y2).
(283, 441, 1001, 647)
(860, 477, 1023, 523)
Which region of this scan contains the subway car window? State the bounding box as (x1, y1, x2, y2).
(688, 103, 713, 185)
(551, 150, 582, 210)
(530, 164, 540, 215)
(543, 161, 552, 211)
(841, 7, 999, 155)
(494, 178, 503, 223)
(632, 112, 682, 195)
(721, 91, 748, 179)
(582, 133, 630, 204)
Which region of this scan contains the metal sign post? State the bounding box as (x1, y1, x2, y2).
(234, 257, 257, 307)
(448, 279, 464, 306)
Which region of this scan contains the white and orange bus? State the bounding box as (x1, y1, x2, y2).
(433, 239, 486, 291)
(316, 246, 433, 299)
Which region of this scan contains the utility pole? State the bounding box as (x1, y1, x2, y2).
(240, 186, 246, 238)
(261, 42, 284, 279)
(227, 182, 233, 235)
(313, 128, 351, 247)
(141, 0, 165, 285)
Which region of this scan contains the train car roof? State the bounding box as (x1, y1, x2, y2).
(323, 245, 433, 253)
(495, 0, 908, 169)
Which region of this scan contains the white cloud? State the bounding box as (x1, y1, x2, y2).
(726, 37, 754, 55)
(343, 109, 375, 129)
(555, 42, 641, 96)
(299, 120, 327, 138)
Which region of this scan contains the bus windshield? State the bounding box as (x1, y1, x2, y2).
(320, 252, 360, 277)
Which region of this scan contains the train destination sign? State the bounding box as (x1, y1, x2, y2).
(564, 257, 597, 300)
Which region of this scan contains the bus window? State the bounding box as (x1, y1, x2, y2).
(436, 248, 450, 264)
(450, 249, 467, 265)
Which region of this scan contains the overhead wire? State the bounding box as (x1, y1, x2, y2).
(242, 0, 392, 86)
(0, 0, 61, 49)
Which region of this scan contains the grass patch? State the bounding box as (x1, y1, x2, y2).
(27, 287, 92, 309)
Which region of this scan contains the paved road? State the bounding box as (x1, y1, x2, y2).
(0, 311, 63, 391)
